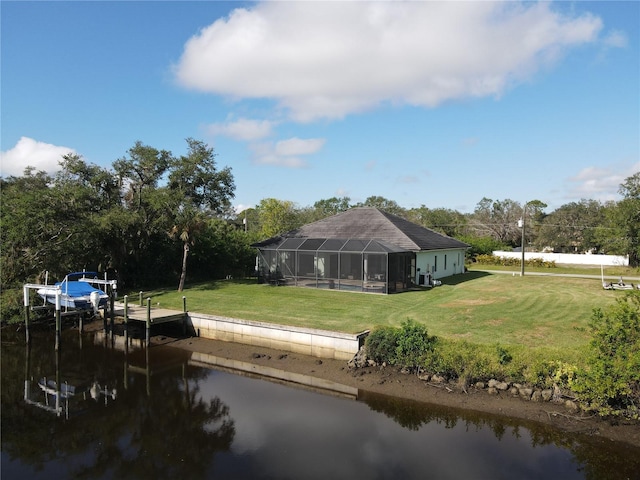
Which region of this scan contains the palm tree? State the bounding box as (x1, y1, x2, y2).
(169, 207, 205, 292)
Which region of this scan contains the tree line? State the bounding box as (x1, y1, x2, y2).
(244, 175, 639, 266)
(1, 138, 638, 319)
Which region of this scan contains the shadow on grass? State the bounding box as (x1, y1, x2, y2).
(441, 271, 492, 286)
(179, 277, 258, 293)
(142, 277, 258, 297)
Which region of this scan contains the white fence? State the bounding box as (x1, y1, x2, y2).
(493, 251, 629, 267)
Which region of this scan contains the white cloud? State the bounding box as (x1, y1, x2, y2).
(602, 30, 627, 48)
(174, 1, 603, 122)
(250, 137, 325, 168)
(205, 117, 274, 141)
(567, 162, 639, 201)
(274, 137, 325, 156)
(0, 136, 75, 177)
(235, 204, 253, 214)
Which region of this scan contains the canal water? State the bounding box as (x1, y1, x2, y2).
(2, 327, 639, 480)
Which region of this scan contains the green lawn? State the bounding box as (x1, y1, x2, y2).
(137, 271, 625, 352)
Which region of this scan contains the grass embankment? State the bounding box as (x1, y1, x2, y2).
(140, 271, 624, 363)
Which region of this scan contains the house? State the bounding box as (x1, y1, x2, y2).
(252, 207, 469, 294)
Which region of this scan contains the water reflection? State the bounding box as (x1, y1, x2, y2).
(2, 328, 639, 480)
(2, 329, 235, 479)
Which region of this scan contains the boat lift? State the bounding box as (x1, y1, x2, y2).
(23, 274, 118, 349)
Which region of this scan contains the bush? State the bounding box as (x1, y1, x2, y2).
(424, 341, 527, 384)
(474, 254, 556, 268)
(395, 320, 437, 373)
(525, 359, 579, 389)
(365, 326, 399, 365)
(425, 340, 488, 383)
(365, 320, 437, 371)
(573, 292, 640, 418)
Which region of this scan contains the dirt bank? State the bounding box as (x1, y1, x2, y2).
(154, 334, 640, 448)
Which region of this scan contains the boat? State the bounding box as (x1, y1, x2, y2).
(602, 277, 637, 291)
(37, 272, 112, 311)
(600, 266, 638, 291)
(603, 282, 637, 291)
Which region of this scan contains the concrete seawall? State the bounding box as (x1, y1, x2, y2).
(188, 312, 369, 361)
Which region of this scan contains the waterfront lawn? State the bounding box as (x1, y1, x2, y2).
(142, 272, 622, 353)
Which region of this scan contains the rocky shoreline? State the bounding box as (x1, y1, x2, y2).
(350, 346, 583, 412)
(158, 334, 640, 448)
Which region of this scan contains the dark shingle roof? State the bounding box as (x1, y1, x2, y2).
(254, 207, 468, 252)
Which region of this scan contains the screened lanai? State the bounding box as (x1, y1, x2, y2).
(255, 237, 413, 294)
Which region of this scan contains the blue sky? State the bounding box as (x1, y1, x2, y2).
(2, 1, 638, 214)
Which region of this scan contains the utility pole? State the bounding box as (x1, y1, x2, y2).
(519, 202, 527, 276)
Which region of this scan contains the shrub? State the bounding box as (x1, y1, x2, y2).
(395, 320, 437, 373)
(427, 341, 487, 383)
(474, 254, 556, 269)
(425, 341, 524, 384)
(525, 359, 579, 389)
(365, 326, 400, 365)
(573, 292, 640, 418)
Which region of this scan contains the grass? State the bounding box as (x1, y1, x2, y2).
(137, 271, 627, 357)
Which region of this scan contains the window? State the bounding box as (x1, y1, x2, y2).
(444, 254, 447, 270)
(434, 255, 437, 272)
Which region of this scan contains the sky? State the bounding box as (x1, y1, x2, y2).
(1, 1, 638, 214)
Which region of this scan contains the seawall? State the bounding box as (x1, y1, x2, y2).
(188, 312, 369, 361)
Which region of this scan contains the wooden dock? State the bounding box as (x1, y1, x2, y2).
(113, 303, 186, 325)
(112, 296, 188, 345)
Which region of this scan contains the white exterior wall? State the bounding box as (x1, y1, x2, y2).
(493, 251, 629, 266)
(416, 248, 466, 281)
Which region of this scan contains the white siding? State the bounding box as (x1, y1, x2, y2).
(416, 248, 466, 281)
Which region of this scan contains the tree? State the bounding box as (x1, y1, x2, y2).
(356, 196, 406, 217)
(112, 142, 176, 286)
(256, 198, 300, 238)
(312, 196, 352, 218)
(167, 138, 235, 291)
(0, 168, 55, 285)
(469, 198, 523, 245)
(113, 141, 172, 211)
(189, 218, 258, 280)
(406, 206, 467, 237)
(536, 199, 606, 253)
(469, 198, 546, 247)
(603, 172, 640, 266)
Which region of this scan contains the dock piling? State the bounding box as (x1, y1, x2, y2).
(146, 297, 151, 347)
(55, 292, 61, 351)
(182, 296, 187, 336)
(123, 295, 129, 348)
(109, 290, 115, 335)
(23, 286, 31, 345)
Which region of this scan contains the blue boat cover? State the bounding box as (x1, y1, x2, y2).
(56, 281, 105, 297)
